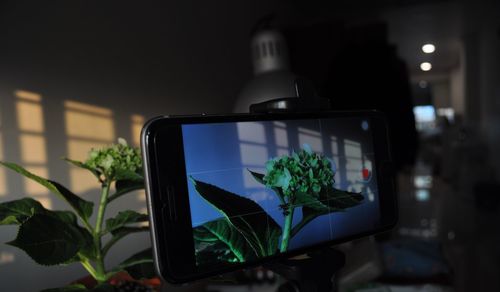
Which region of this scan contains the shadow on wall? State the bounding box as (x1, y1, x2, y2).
(0, 88, 149, 289)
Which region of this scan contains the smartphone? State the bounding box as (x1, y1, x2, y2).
(142, 111, 397, 284)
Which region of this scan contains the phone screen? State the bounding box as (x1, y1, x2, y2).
(180, 117, 380, 270)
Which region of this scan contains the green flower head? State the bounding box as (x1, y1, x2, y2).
(85, 138, 142, 183)
(263, 144, 335, 198)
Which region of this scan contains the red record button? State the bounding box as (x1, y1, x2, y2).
(362, 168, 370, 180)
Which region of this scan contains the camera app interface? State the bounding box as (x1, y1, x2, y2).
(181, 118, 380, 268)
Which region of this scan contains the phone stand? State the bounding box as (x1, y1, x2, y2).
(265, 248, 345, 292)
(249, 78, 345, 292)
(248, 78, 330, 113)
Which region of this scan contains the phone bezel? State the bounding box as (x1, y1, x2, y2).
(142, 111, 398, 284)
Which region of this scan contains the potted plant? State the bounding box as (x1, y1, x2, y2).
(0, 138, 158, 291)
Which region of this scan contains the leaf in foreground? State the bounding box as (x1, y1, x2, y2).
(191, 177, 281, 257)
(7, 214, 87, 266)
(105, 210, 148, 235)
(0, 162, 94, 221)
(292, 187, 364, 237)
(113, 248, 155, 279)
(0, 198, 45, 225)
(194, 218, 256, 263)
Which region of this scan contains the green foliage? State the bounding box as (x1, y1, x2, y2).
(194, 218, 258, 263)
(7, 214, 89, 265)
(0, 162, 94, 223)
(263, 145, 335, 199)
(108, 179, 144, 203)
(105, 210, 148, 235)
(0, 139, 153, 291)
(190, 177, 282, 259)
(112, 248, 155, 279)
(0, 197, 45, 225)
(193, 145, 364, 262)
(85, 138, 143, 183)
(292, 187, 364, 238)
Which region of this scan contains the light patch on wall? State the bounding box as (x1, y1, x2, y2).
(0, 252, 15, 265)
(15, 90, 51, 208)
(131, 114, 145, 147)
(135, 189, 146, 202)
(344, 139, 362, 158)
(65, 101, 114, 193)
(16, 99, 44, 133)
(298, 127, 323, 152)
(65, 100, 112, 115)
(274, 127, 288, 147)
(14, 90, 41, 102)
(276, 148, 289, 157)
(237, 122, 266, 144)
(239, 144, 268, 166)
(344, 139, 363, 191)
(330, 136, 338, 155)
(19, 134, 47, 164)
(65, 111, 114, 140)
(67, 140, 109, 193)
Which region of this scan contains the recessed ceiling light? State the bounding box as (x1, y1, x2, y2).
(420, 62, 432, 71)
(422, 44, 435, 53)
(419, 80, 428, 88)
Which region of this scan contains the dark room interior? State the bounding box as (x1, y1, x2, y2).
(0, 0, 499, 291)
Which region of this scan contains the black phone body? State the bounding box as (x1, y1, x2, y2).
(142, 111, 397, 284)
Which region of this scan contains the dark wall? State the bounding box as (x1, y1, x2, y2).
(0, 1, 287, 115)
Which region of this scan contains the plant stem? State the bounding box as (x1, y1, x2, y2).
(280, 207, 295, 253)
(93, 182, 111, 282)
(80, 258, 99, 280)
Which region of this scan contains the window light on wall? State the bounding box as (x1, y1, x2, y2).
(15, 90, 51, 208)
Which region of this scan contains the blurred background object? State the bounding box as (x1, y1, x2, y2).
(0, 0, 499, 291)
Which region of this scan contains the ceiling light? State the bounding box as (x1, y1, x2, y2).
(420, 62, 432, 71)
(422, 44, 435, 53)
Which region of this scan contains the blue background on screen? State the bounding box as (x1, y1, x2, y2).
(181, 118, 380, 251)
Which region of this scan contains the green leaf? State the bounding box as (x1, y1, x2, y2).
(194, 218, 256, 262)
(293, 190, 330, 211)
(7, 214, 86, 266)
(41, 284, 88, 292)
(0, 162, 94, 222)
(291, 187, 364, 237)
(0, 198, 96, 262)
(0, 198, 45, 225)
(248, 169, 285, 204)
(112, 248, 155, 279)
(195, 240, 240, 266)
(105, 210, 148, 235)
(115, 169, 143, 182)
(64, 158, 101, 181)
(190, 177, 281, 257)
(248, 169, 265, 185)
(102, 227, 149, 256)
(107, 179, 145, 203)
